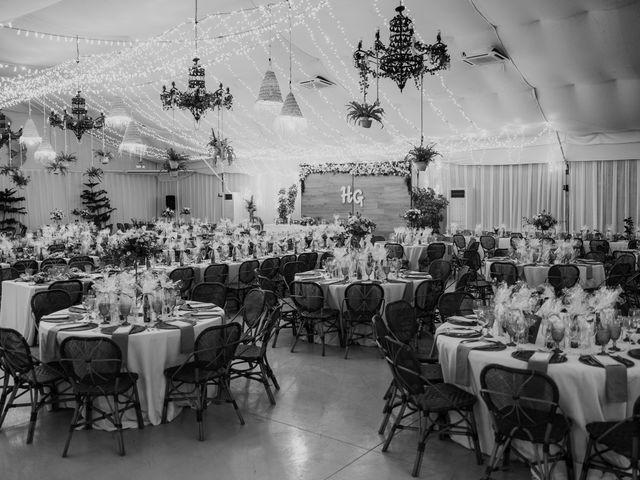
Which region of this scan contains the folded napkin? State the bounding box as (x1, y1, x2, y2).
(168, 320, 195, 354)
(454, 340, 493, 386)
(112, 325, 133, 364)
(597, 355, 627, 403)
(42, 323, 85, 361)
(43, 312, 69, 321)
(447, 316, 476, 325)
(527, 351, 553, 374)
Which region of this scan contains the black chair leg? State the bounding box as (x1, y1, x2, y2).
(468, 410, 483, 465)
(0, 381, 18, 429)
(578, 438, 595, 480)
(26, 387, 39, 444)
(62, 400, 82, 457)
(264, 358, 279, 390)
(220, 381, 244, 425)
(161, 381, 172, 424)
(259, 363, 276, 405)
(112, 395, 125, 456)
(132, 385, 144, 429)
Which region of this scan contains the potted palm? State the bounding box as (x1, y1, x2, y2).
(163, 148, 188, 176)
(405, 143, 440, 171)
(93, 149, 114, 165)
(345, 100, 384, 128)
(208, 129, 235, 165)
(46, 152, 77, 175)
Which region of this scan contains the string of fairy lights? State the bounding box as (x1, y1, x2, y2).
(0, 0, 557, 172)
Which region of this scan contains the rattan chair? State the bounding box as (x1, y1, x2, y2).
(547, 264, 580, 294)
(68, 255, 95, 272)
(190, 282, 227, 308)
(59, 336, 144, 456)
(382, 338, 482, 477)
(297, 252, 318, 272)
(437, 291, 475, 319)
(258, 257, 281, 279)
(226, 260, 259, 309)
(49, 279, 84, 305)
(169, 266, 195, 299)
(278, 254, 297, 275)
(342, 282, 385, 359)
(30, 290, 72, 341)
(585, 251, 606, 263)
(480, 364, 574, 480)
(480, 235, 497, 257)
(204, 263, 229, 284)
(290, 281, 341, 356)
(589, 239, 610, 255)
(161, 323, 243, 440)
(490, 261, 519, 286)
(0, 328, 70, 444)
(414, 279, 443, 336)
(419, 242, 446, 271)
(40, 257, 67, 274)
(47, 244, 66, 254)
(256, 275, 298, 348)
(453, 234, 467, 252)
(385, 242, 405, 260)
(492, 248, 510, 257)
(228, 288, 269, 344)
(230, 305, 281, 405)
(580, 395, 640, 480)
(426, 259, 451, 286)
(12, 259, 38, 274)
(613, 252, 637, 273)
(606, 262, 632, 288)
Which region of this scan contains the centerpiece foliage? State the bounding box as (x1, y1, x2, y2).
(93, 149, 114, 165)
(0, 187, 26, 232)
(343, 212, 376, 237)
(72, 167, 115, 229)
(525, 210, 558, 232)
(408, 187, 449, 232)
(277, 184, 297, 222)
(208, 129, 235, 165)
(245, 195, 257, 222)
(163, 148, 188, 173)
(106, 228, 163, 265)
(624, 217, 635, 239)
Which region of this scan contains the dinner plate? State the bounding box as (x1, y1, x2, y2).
(512, 350, 567, 364)
(439, 329, 482, 339)
(627, 348, 640, 359)
(447, 318, 478, 327)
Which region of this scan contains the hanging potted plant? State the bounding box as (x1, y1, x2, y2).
(163, 148, 188, 176)
(46, 152, 77, 175)
(345, 100, 384, 128)
(93, 149, 114, 165)
(405, 143, 440, 172)
(208, 129, 235, 165)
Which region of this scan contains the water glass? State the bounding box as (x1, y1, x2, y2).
(98, 298, 111, 325)
(595, 325, 611, 355)
(608, 318, 622, 352)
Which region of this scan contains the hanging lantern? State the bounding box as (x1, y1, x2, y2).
(19, 118, 42, 148)
(274, 91, 307, 135)
(255, 69, 283, 113)
(34, 138, 56, 164)
(105, 98, 132, 129)
(119, 122, 147, 155)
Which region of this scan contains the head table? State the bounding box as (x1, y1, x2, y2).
(38, 303, 224, 429)
(436, 320, 639, 478)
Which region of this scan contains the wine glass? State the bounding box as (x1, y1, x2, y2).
(550, 322, 565, 354)
(472, 299, 483, 319)
(365, 262, 374, 281)
(119, 294, 133, 326)
(97, 297, 111, 325)
(382, 263, 390, 281)
(504, 313, 517, 347)
(341, 263, 350, 281)
(595, 325, 611, 356)
(151, 293, 164, 322)
(608, 318, 622, 352)
(165, 289, 177, 318)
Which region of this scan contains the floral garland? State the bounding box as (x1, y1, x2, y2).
(299, 160, 410, 193)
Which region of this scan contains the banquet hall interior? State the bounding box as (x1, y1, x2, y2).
(1, 0, 640, 479)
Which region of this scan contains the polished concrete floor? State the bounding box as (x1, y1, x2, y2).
(0, 333, 529, 480)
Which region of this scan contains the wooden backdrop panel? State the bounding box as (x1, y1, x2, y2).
(301, 173, 410, 237)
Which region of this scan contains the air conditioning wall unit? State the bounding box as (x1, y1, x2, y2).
(462, 49, 508, 66)
(447, 188, 473, 229)
(221, 192, 247, 223)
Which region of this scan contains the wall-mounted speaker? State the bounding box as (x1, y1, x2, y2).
(166, 195, 176, 210)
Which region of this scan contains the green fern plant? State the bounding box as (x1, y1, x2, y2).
(345, 100, 384, 128)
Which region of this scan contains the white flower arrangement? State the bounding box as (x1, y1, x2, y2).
(299, 160, 410, 193)
(160, 208, 175, 219)
(49, 209, 64, 222)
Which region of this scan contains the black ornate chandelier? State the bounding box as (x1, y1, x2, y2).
(49, 90, 105, 141)
(354, 2, 450, 92)
(160, 0, 233, 123)
(49, 37, 104, 141)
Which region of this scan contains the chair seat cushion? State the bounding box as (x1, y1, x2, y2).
(301, 308, 339, 320)
(494, 407, 571, 443)
(74, 373, 138, 396)
(586, 420, 635, 458)
(414, 383, 476, 413)
(23, 362, 66, 385)
(235, 344, 261, 360)
(164, 362, 225, 384)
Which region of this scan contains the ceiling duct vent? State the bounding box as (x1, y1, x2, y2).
(299, 75, 335, 89)
(462, 49, 508, 66)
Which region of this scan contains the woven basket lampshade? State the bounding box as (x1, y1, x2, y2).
(274, 91, 307, 135)
(255, 69, 283, 113)
(119, 121, 147, 155)
(105, 98, 132, 129)
(34, 138, 56, 164)
(19, 118, 42, 148)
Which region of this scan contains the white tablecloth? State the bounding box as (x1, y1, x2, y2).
(38, 307, 224, 428)
(403, 243, 454, 270)
(437, 323, 640, 478)
(483, 261, 606, 289)
(0, 277, 96, 344)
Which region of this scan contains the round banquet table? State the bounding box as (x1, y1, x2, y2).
(436, 322, 640, 478)
(403, 243, 454, 270)
(38, 304, 224, 429)
(483, 260, 606, 289)
(0, 276, 98, 344)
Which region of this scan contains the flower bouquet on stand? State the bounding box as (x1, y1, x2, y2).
(525, 210, 557, 234)
(342, 212, 376, 250)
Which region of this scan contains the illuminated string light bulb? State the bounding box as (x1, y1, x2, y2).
(105, 97, 132, 129)
(119, 121, 146, 155)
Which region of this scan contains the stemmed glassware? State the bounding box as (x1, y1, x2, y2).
(118, 293, 133, 326)
(608, 318, 622, 352)
(365, 262, 374, 281)
(164, 289, 177, 318)
(550, 322, 565, 354)
(97, 295, 111, 325)
(595, 321, 611, 356)
(151, 292, 164, 323)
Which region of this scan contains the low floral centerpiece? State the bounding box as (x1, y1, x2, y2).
(160, 208, 175, 220)
(49, 208, 64, 223)
(402, 208, 423, 229)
